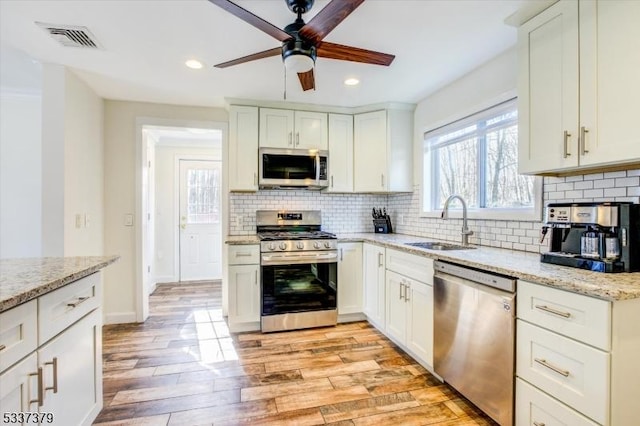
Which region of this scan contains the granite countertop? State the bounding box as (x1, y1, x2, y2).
(0, 256, 119, 313)
(226, 233, 640, 301)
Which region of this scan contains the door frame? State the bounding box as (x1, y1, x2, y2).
(135, 117, 228, 323)
(174, 155, 220, 282)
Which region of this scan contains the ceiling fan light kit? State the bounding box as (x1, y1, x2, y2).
(209, 0, 394, 92)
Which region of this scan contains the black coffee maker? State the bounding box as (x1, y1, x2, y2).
(540, 202, 640, 273)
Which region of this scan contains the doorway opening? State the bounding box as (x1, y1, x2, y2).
(136, 119, 227, 322)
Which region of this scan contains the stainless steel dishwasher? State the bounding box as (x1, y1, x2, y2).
(433, 261, 516, 426)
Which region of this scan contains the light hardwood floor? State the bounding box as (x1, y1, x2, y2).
(94, 281, 497, 425)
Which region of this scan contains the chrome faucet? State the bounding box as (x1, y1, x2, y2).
(441, 194, 474, 245)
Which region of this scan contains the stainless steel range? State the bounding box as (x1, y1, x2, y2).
(257, 210, 338, 332)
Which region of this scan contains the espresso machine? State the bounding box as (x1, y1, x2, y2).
(540, 202, 640, 272)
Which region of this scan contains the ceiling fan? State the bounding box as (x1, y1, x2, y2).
(208, 0, 395, 91)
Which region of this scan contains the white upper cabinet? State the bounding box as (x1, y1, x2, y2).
(229, 105, 259, 191)
(518, 0, 640, 174)
(327, 113, 354, 192)
(353, 108, 413, 193)
(259, 108, 328, 150)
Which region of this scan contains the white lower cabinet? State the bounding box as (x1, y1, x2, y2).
(362, 243, 386, 330)
(0, 353, 38, 414)
(337, 242, 363, 319)
(228, 244, 261, 332)
(516, 280, 640, 425)
(38, 309, 102, 426)
(0, 272, 104, 426)
(384, 249, 434, 367)
(516, 379, 599, 426)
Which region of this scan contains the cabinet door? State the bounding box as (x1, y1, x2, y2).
(0, 299, 37, 372)
(0, 353, 38, 415)
(327, 114, 354, 192)
(406, 281, 433, 366)
(229, 105, 259, 191)
(337, 243, 363, 315)
(518, 0, 579, 174)
(228, 264, 260, 327)
(579, 0, 640, 167)
(362, 244, 385, 329)
(385, 271, 407, 343)
(354, 110, 388, 192)
(294, 111, 328, 150)
(38, 309, 102, 426)
(259, 108, 295, 148)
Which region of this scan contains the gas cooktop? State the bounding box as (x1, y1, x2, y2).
(258, 231, 336, 241)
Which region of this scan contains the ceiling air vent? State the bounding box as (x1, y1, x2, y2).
(36, 22, 102, 49)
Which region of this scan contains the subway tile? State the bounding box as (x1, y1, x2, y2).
(604, 171, 627, 178)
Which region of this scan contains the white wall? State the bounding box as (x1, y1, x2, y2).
(103, 100, 227, 323)
(0, 93, 42, 258)
(41, 64, 104, 257)
(154, 145, 221, 282)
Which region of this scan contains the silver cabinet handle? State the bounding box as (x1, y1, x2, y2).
(67, 296, 89, 308)
(534, 358, 570, 377)
(399, 282, 403, 300)
(29, 367, 44, 407)
(296, 132, 300, 146)
(331, 175, 334, 188)
(563, 130, 571, 158)
(288, 132, 293, 145)
(580, 126, 589, 155)
(533, 422, 546, 426)
(235, 252, 252, 257)
(405, 282, 410, 302)
(44, 357, 58, 394)
(377, 252, 383, 267)
(381, 174, 385, 187)
(340, 248, 343, 262)
(253, 172, 257, 185)
(534, 304, 571, 318)
(0, 344, 6, 351)
(254, 270, 258, 285)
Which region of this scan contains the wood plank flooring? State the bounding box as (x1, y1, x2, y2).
(94, 281, 497, 426)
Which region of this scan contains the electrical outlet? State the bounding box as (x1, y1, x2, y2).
(124, 214, 134, 227)
(236, 215, 243, 228)
(84, 213, 91, 228)
(75, 214, 83, 228)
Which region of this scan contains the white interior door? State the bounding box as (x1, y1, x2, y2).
(179, 160, 221, 281)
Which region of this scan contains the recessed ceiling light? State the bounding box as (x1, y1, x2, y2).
(185, 59, 204, 69)
(344, 78, 360, 86)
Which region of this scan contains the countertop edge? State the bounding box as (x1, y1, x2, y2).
(0, 256, 120, 313)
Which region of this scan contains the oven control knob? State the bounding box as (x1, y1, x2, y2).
(278, 242, 287, 250)
(324, 242, 332, 249)
(296, 242, 304, 250)
(313, 241, 321, 249)
(268, 242, 276, 251)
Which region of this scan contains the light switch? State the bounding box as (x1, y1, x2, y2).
(124, 214, 134, 226)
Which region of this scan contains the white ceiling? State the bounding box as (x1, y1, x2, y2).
(0, 0, 532, 108)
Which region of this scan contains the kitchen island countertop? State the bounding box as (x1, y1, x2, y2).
(226, 233, 640, 301)
(0, 256, 119, 312)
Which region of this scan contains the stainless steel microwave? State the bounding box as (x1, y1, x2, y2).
(259, 147, 328, 189)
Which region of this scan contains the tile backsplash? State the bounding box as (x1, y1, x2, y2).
(228, 168, 639, 254)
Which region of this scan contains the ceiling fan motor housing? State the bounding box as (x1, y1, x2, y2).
(282, 38, 317, 64)
(286, 0, 314, 14)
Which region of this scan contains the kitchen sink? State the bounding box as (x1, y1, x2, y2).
(405, 241, 476, 251)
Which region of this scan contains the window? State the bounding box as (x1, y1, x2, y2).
(186, 167, 220, 224)
(422, 98, 540, 219)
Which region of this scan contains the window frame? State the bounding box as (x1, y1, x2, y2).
(420, 96, 543, 222)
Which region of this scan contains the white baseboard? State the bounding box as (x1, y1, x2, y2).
(104, 311, 138, 325)
(338, 312, 366, 323)
(154, 275, 176, 284)
(149, 281, 157, 295)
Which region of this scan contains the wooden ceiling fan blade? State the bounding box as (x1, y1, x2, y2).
(298, 0, 365, 44)
(297, 69, 315, 91)
(214, 47, 282, 68)
(208, 0, 291, 42)
(316, 42, 395, 66)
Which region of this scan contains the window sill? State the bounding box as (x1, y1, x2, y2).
(420, 207, 542, 222)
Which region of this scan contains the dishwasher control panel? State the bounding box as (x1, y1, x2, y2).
(434, 261, 516, 293)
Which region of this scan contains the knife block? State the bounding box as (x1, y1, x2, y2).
(373, 218, 393, 234)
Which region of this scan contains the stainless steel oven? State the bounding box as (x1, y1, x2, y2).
(257, 210, 338, 332)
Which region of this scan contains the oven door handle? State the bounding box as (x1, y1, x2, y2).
(261, 252, 338, 265)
